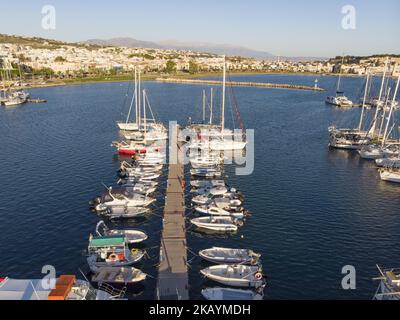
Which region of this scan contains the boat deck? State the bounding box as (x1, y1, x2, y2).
(156, 125, 189, 300)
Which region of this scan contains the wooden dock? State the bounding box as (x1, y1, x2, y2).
(156, 77, 325, 92)
(156, 124, 189, 300)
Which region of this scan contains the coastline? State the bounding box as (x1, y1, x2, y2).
(19, 71, 361, 90)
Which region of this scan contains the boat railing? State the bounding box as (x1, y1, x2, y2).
(98, 282, 127, 299)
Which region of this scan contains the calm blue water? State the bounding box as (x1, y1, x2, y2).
(0, 74, 399, 300)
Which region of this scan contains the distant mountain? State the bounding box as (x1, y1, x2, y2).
(84, 37, 275, 59)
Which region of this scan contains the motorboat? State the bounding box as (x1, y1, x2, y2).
(87, 235, 145, 272)
(190, 216, 241, 232)
(95, 221, 148, 244)
(200, 264, 265, 288)
(199, 247, 261, 265)
(124, 184, 157, 195)
(191, 185, 229, 196)
(119, 169, 161, 180)
(375, 157, 400, 168)
(192, 192, 243, 206)
(117, 178, 158, 188)
(195, 205, 245, 218)
(379, 168, 400, 183)
(0, 275, 124, 300)
(373, 265, 400, 300)
(358, 144, 384, 160)
(100, 206, 150, 220)
(112, 141, 160, 155)
(92, 187, 156, 213)
(190, 180, 226, 188)
(91, 267, 146, 285)
(119, 161, 162, 173)
(209, 139, 247, 151)
(190, 168, 222, 178)
(201, 287, 264, 300)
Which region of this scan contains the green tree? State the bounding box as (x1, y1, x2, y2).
(54, 56, 67, 62)
(189, 60, 199, 74)
(165, 60, 177, 73)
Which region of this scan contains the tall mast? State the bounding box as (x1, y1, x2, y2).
(358, 73, 370, 132)
(221, 55, 226, 133)
(382, 75, 400, 146)
(336, 56, 344, 94)
(134, 67, 138, 125)
(378, 87, 392, 139)
(209, 87, 213, 125)
(202, 89, 206, 123)
(143, 89, 147, 142)
(126, 68, 136, 124)
(138, 68, 141, 129)
(371, 57, 389, 136)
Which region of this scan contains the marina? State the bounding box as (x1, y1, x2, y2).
(1, 72, 400, 300)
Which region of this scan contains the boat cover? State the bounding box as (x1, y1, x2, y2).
(89, 235, 125, 247)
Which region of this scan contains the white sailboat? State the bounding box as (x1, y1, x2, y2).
(325, 56, 353, 107)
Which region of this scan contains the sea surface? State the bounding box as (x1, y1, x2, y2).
(0, 74, 399, 300)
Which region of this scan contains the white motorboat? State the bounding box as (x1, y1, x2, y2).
(192, 193, 243, 206)
(120, 170, 161, 180)
(191, 185, 229, 196)
(190, 216, 240, 232)
(209, 139, 247, 151)
(0, 275, 125, 300)
(190, 156, 222, 168)
(200, 264, 265, 288)
(379, 168, 400, 183)
(201, 287, 264, 300)
(87, 235, 145, 272)
(93, 187, 156, 213)
(119, 161, 162, 173)
(190, 180, 225, 188)
(199, 247, 261, 265)
(95, 221, 148, 244)
(195, 205, 245, 218)
(91, 267, 146, 285)
(124, 184, 157, 195)
(375, 157, 400, 168)
(101, 206, 150, 220)
(373, 265, 400, 300)
(190, 168, 222, 178)
(118, 178, 158, 188)
(358, 144, 384, 160)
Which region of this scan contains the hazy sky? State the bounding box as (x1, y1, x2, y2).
(1, 0, 399, 57)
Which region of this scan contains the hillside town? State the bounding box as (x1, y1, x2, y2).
(0, 35, 399, 81)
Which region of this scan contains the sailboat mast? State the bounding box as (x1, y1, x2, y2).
(209, 87, 213, 125)
(134, 67, 138, 125)
(336, 56, 344, 94)
(202, 89, 206, 123)
(138, 69, 141, 129)
(358, 73, 370, 132)
(371, 58, 389, 136)
(378, 87, 392, 139)
(143, 89, 147, 142)
(221, 56, 226, 133)
(382, 75, 400, 146)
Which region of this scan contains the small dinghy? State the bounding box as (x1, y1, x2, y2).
(190, 216, 241, 232)
(201, 287, 264, 300)
(91, 267, 146, 285)
(200, 264, 265, 288)
(195, 205, 245, 218)
(190, 180, 225, 188)
(199, 247, 261, 265)
(96, 221, 148, 244)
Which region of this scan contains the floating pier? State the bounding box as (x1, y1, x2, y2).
(156, 124, 189, 300)
(156, 77, 325, 92)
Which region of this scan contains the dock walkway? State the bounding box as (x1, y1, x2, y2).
(156, 125, 189, 300)
(156, 77, 325, 91)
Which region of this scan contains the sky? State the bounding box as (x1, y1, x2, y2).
(0, 0, 399, 57)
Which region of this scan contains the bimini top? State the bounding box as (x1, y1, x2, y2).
(89, 235, 125, 248)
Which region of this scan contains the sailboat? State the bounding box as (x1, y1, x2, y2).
(325, 56, 353, 107)
(328, 72, 373, 149)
